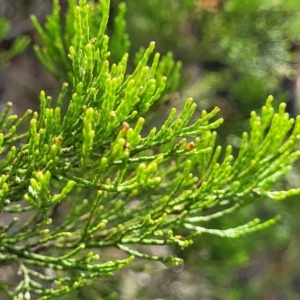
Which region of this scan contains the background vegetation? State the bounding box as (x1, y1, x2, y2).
(118, 1, 300, 298)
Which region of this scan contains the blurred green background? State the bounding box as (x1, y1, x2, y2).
(1, 0, 300, 299)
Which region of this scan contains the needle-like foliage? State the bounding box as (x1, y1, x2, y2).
(1, 0, 300, 299)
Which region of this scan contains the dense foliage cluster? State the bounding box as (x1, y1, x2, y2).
(1, 0, 300, 299)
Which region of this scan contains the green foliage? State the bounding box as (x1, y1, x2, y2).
(122, 0, 300, 118)
(0, 18, 30, 69)
(1, 0, 300, 299)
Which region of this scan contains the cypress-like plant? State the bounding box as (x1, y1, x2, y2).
(1, 0, 300, 299)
